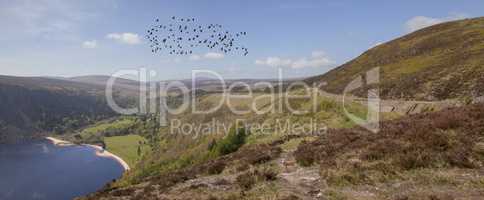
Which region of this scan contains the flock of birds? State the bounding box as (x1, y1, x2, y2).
(146, 16, 248, 56)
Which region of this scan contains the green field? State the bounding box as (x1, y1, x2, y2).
(105, 135, 150, 167)
(79, 117, 136, 142)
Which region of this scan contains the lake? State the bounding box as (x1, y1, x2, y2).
(0, 139, 124, 200)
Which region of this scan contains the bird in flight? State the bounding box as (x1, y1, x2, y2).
(146, 16, 249, 56)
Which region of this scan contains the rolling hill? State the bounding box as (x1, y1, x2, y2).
(306, 17, 484, 101)
(0, 75, 294, 142)
(0, 75, 139, 142)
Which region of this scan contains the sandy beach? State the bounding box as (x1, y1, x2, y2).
(45, 137, 74, 146)
(45, 137, 130, 171)
(86, 144, 131, 171)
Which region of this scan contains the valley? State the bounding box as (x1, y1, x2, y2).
(76, 17, 484, 200)
(1, 3, 484, 200)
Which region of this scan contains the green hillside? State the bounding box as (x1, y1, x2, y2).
(0, 75, 138, 142)
(78, 90, 390, 199)
(306, 17, 484, 101)
(105, 135, 150, 167)
(0, 83, 115, 142)
(80, 92, 484, 200)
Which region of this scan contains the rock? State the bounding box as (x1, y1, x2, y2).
(472, 96, 484, 103)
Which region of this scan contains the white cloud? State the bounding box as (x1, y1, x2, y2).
(189, 54, 201, 61)
(255, 57, 292, 67)
(204, 52, 224, 60)
(291, 57, 332, 69)
(82, 40, 97, 48)
(255, 50, 334, 69)
(106, 32, 141, 45)
(404, 13, 468, 32)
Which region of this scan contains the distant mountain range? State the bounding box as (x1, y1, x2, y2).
(0, 74, 295, 142)
(306, 17, 484, 101)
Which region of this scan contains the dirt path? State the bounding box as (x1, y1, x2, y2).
(319, 91, 461, 115)
(276, 151, 323, 199)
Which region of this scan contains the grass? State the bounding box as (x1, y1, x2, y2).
(104, 134, 150, 167)
(306, 17, 484, 100)
(280, 137, 315, 151)
(116, 134, 218, 186)
(292, 103, 484, 199)
(101, 140, 282, 199)
(324, 190, 347, 200)
(78, 117, 136, 142)
(95, 89, 401, 198)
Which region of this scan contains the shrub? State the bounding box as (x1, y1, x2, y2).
(212, 125, 249, 156)
(235, 168, 278, 190)
(236, 171, 256, 190)
(207, 161, 226, 175)
(293, 103, 484, 178)
(260, 167, 278, 181)
(236, 163, 250, 172)
(294, 140, 317, 166)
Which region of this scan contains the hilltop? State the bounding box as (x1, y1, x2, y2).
(306, 17, 484, 101)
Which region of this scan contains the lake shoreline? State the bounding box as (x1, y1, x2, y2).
(45, 137, 130, 171)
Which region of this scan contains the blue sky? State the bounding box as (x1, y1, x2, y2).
(0, 0, 483, 80)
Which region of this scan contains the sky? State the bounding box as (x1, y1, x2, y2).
(0, 0, 483, 80)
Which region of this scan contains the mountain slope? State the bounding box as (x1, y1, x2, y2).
(0, 75, 139, 142)
(68, 75, 141, 96)
(80, 101, 484, 200)
(306, 17, 484, 101)
(292, 103, 484, 199)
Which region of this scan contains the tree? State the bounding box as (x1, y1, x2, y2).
(212, 125, 249, 156)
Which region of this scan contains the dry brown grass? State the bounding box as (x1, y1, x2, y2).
(83, 141, 283, 200)
(295, 103, 484, 171)
(294, 103, 484, 199)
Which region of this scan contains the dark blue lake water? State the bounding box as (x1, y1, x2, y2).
(0, 139, 124, 200)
